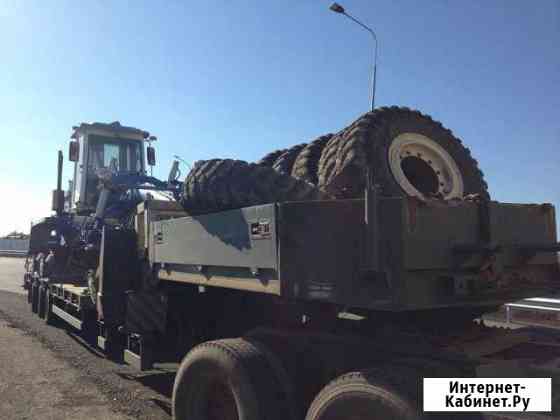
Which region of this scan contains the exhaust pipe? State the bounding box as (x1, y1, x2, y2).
(57, 150, 63, 193)
(52, 150, 64, 215)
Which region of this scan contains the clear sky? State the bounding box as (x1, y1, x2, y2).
(0, 0, 558, 236)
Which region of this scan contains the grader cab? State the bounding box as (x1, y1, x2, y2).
(64, 121, 155, 214)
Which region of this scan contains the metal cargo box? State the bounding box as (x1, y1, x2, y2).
(151, 198, 559, 311)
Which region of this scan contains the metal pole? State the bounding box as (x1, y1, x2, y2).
(57, 151, 63, 192)
(340, 12, 378, 111)
(330, 4, 378, 111)
(329, 3, 380, 273)
(56, 150, 64, 216)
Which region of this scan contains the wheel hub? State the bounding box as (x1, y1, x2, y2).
(388, 132, 464, 199)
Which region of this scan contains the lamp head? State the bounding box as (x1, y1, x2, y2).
(329, 2, 345, 14)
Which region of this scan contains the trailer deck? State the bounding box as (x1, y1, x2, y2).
(151, 197, 559, 311)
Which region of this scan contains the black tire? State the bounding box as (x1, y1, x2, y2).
(257, 149, 288, 167)
(317, 107, 489, 200)
(81, 310, 98, 344)
(43, 288, 59, 326)
(272, 143, 307, 176)
(103, 327, 125, 361)
(182, 159, 323, 214)
(305, 367, 420, 420)
(172, 338, 296, 420)
(247, 338, 297, 420)
(37, 285, 47, 319)
(292, 134, 333, 185)
(31, 282, 39, 314)
(27, 280, 32, 304)
(389, 358, 483, 420)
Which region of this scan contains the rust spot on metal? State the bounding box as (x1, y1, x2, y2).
(407, 196, 419, 232)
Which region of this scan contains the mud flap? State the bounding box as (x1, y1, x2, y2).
(96, 226, 139, 325)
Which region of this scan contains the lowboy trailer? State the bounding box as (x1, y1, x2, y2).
(31, 195, 560, 418)
(24, 119, 560, 419)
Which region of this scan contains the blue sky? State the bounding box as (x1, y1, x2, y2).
(0, 0, 558, 236)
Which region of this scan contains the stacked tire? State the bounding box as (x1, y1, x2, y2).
(182, 159, 324, 215)
(316, 107, 489, 201)
(181, 107, 489, 214)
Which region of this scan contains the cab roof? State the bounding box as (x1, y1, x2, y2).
(71, 121, 149, 139)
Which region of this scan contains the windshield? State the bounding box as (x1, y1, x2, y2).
(88, 135, 143, 173)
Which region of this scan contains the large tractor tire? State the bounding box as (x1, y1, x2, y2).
(317, 107, 489, 200)
(172, 338, 296, 420)
(305, 367, 420, 420)
(291, 134, 333, 185)
(257, 149, 288, 167)
(272, 144, 307, 176)
(183, 159, 323, 214)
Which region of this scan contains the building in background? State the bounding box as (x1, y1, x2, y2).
(2, 231, 29, 240)
(0, 231, 29, 255)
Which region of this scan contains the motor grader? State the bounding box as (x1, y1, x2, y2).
(24, 109, 560, 419)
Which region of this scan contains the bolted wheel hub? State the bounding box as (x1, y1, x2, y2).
(388, 132, 464, 199)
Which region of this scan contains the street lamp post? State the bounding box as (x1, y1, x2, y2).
(330, 2, 381, 272)
(329, 2, 378, 111)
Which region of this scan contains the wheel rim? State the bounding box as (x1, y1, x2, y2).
(388, 133, 464, 199)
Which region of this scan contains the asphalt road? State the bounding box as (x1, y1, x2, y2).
(0, 257, 557, 419)
(0, 257, 173, 420)
(0, 318, 132, 420)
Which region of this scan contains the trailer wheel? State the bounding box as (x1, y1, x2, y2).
(172, 338, 296, 420)
(27, 280, 33, 304)
(37, 285, 47, 319)
(43, 288, 58, 326)
(305, 367, 420, 420)
(317, 106, 489, 200)
(81, 310, 98, 344)
(31, 282, 39, 314)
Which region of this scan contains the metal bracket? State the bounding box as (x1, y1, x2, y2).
(451, 243, 503, 271)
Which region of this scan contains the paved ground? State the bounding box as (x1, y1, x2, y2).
(0, 257, 173, 420)
(0, 257, 558, 419)
(0, 256, 25, 295)
(0, 318, 132, 420)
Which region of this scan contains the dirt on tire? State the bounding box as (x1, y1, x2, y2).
(182, 159, 324, 214)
